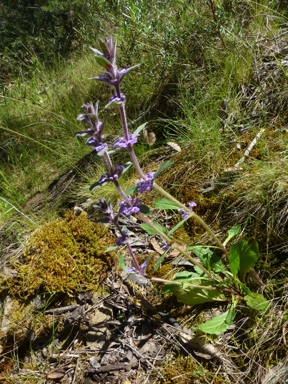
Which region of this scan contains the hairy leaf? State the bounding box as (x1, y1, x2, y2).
(223, 224, 241, 246)
(244, 292, 269, 311)
(124, 184, 137, 195)
(239, 241, 259, 280)
(140, 222, 168, 235)
(105, 245, 118, 252)
(133, 122, 148, 137)
(153, 198, 180, 210)
(230, 240, 259, 280)
(197, 306, 236, 335)
(163, 276, 227, 306)
(118, 253, 127, 272)
(154, 161, 174, 179)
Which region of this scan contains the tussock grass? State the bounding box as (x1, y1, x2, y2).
(227, 158, 288, 248)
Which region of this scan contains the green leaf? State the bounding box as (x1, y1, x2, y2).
(124, 184, 137, 195)
(154, 161, 174, 179)
(133, 122, 148, 137)
(139, 204, 150, 214)
(118, 254, 127, 272)
(90, 47, 103, 56)
(122, 161, 132, 174)
(230, 239, 259, 280)
(90, 180, 106, 191)
(94, 55, 112, 70)
(244, 292, 269, 311)
(191, 247, 225, 273)
(96, 146, 108, 156)
(105, 98, 124, 109)
(98, 39, 110, 56)
(197, 306, 236, 335)
(163, 275, 227, 306)
(229, 242, 241, 278)
(105, 245, 118, 252)
(239, 240, 259, 280)
(223, 224, 241, 246)
(153, 198, 180, 210)
(168, 216, 190, 236)
(154, 248, 169, 271)
(140, 222, 168, 235)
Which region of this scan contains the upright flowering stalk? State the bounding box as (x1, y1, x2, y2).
(76, 37, 229, 280)
(89, 37, 227, 257)
(91, 38, 146, 180)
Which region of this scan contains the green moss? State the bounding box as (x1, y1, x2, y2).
(10, 211, 116, 298)
(159, 355, 224, 383)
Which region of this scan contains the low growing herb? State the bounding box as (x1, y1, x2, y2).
(75, 37, 268, 334)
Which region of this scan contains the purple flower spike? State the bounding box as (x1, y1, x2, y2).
(113, 132, 138, 149)
(137, 172, 155, 193)
(93, 199, 117, 224)
(75, 101, 107, 153)
(188, 202, 197, 209)
(119, 197, 141, 216)
(98, 37, 117, 66)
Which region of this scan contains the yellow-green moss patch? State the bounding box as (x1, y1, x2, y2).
(11, 211, 116, 298)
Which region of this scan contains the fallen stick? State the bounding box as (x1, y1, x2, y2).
(234, 128, 265, 169)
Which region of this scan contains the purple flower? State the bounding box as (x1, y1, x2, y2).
(98, 164, 124, 185)
(188, 202, 197, 209)
(113, 132, 138, 149)
(93, 199, 117, 224)
(178, 209, 189, 219)
(105, 93, 126, 108)
(116, 229, 128, 246)
(95, 142, 107, 153)
(93, 67, 140, 87)
(119, 197, 141, 216)
(137, 172, 155, 193)
(75, 101, 107, 152)
(127, 260, 147, 273)
(178, 201, 197, 219)
(162, 243, 171, 251)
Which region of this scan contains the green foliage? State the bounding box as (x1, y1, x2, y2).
(244, 292, 270, 311)
(197, 304, 236, 336)
(223, 224, 242, 246)
(189, 246, 226, 274)
(7, 211, 116, 297)
(229, 239, 259, 281)
(140, 222, 168, 236)
(153, 198, 180, 210)
(0, 0, 105, 81)
(162, 272, 227, 306)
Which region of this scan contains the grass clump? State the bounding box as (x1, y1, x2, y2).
(8, 210, 116, 298)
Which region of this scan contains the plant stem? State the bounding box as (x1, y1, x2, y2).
(154, 181, 228, 256)
(137, 212, 214, 279)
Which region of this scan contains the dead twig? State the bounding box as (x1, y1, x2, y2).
(234, 128, 265, 169)
(45, 304, 79, 314)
